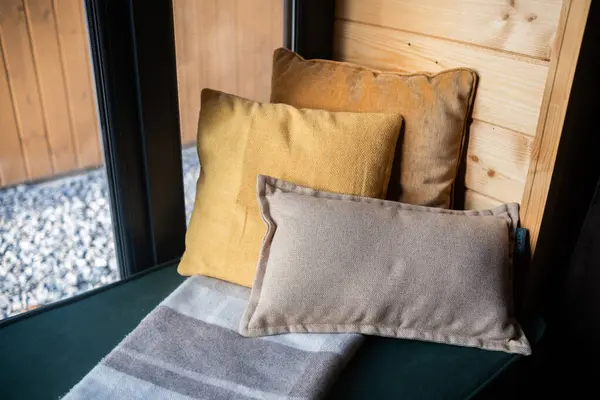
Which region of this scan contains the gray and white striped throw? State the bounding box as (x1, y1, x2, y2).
(64, 276, 363, 399)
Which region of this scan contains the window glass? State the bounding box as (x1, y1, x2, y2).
(0, 0, 118, 319)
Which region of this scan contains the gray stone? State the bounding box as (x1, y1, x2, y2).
(0, 295, 9, 309)
(64, 272, 78, 286)
(0, 146, 200, 320)
(94, 258, 108, 268)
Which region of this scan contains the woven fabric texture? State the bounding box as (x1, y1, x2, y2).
(240, 176, 531, 355)
(179, 89, 403, 286)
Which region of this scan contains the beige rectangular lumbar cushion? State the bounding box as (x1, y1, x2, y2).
(178, 89, 403, 287)
(271, 48, 477, 208)
(239, 176, 531, 355)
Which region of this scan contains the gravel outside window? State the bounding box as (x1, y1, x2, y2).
(0, 147, 200, 320)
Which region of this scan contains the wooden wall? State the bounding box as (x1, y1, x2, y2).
(0, 0, 101, 187)
(335, 0, 592, 248)
(334, 0, 565, 211)
(172, 0, 283, 144)
(0, 0, 282, 187)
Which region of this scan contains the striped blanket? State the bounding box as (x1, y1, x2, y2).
(64, 276, 363, 399)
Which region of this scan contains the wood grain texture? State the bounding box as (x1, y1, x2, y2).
(464, 189, 503, 210)
(336, 0, 563, 60)
(521, 0, 591, 250)
(334, 20, 548, 136)
(0, 47, 27, 186)
(53, 0, 101, 169)
(173, 0, 283, 144)
(25, 0, 77, 174)
(173, 0, 201, 144)
(0, 0, 101, 187)
(466, 162, 525, 204)
(465, 120, 533, 203)
(235, 0, 283, 101)
(0, 0, 53, 180)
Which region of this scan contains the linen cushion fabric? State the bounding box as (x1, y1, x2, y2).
(270, 47, 478, 208)
(239, 175, 531, 355)
(178, 89, 403, 287)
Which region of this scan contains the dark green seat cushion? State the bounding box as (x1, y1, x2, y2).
(0, 264, 542, 400)
(329, 317, 543, 400)
(0, 264, 186, 400)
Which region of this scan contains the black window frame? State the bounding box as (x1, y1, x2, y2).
(285, 0, 335, 59)
(85, 0, 187, 278)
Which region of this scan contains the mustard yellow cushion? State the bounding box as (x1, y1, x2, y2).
(271, 48, 477, 208)
(178, 89, 403, 286)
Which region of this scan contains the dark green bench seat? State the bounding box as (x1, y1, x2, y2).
(0, 264, 543, 399)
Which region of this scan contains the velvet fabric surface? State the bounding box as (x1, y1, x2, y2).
(271, 48, 477, 208)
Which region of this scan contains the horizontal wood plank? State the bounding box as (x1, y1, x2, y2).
(466, 160, 525, 203)
(464, 189, 503, 210)
(336, 0, 563, 60)
(334, 20, 549, 136)
(464, 120, 533, 202)
(467, 120, 533, 180)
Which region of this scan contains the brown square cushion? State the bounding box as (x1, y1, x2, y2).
(271, 48, 477, 208)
